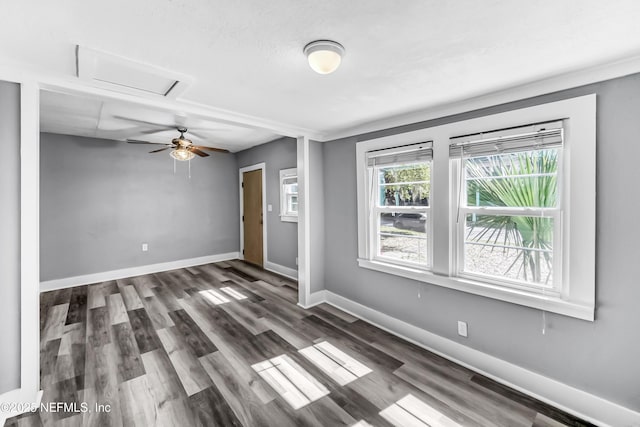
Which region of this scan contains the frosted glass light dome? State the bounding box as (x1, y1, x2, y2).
(304, 40, 345, 75)
(170, 147, 195, 161)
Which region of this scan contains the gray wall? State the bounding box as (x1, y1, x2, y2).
(323, 73, 640, 411)
(40, 133, 239, 281)
(237, 137, 298, 271)
(0, 80, 21, 393)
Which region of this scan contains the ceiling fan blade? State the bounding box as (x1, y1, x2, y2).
(186, 127, 232, 133)
(190, 148, 210, 157)
(113, 115, 175, 129)
(126, 139, 158, 144)
(185, 130, 207, 140)
(114, 115, 232, 135)
(127, 139, 173, 146)
(192, 145, 229, 153)
(138, 128, 172, 135)
(149, 147, 171, 153)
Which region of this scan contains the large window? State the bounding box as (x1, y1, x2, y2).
(356, 95, 596, 320)
(450, 122, 563, 293)
(366, 143, 432, 268)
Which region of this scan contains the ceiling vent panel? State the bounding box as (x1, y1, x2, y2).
(76, 46, 192, 98)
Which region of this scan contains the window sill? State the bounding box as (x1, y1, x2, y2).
(357, 258, 594, 321)
(280, 215, 298, 223)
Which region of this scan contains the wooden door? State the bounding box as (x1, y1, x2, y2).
(242, 169, 263, 266)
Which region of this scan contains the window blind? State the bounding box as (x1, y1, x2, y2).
(449, 121, 563, 158)
(367, 141, 433, 167)
(283, 177, 297, 186)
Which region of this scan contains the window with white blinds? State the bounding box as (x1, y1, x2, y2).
(365, 142, 433, 269)
(450, 122, 564, 292)
(449, 121, 563, 158)
(355, 95, 596, 320)
(367, 141, 433, 166)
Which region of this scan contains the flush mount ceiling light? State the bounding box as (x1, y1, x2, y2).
(304, 40, 345, 74)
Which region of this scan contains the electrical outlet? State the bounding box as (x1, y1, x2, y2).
(267, 204, 273, 212)
(142, 243, 148, 252)
(457, 321, 468, 337)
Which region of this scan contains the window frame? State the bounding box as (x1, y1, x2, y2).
(355, 94, 596, 321)
(279, 168, 298, 223)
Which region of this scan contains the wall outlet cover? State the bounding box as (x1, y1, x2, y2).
(457, 321, 468, 337)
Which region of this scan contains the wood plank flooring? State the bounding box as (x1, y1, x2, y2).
(5, 260, 593, 427)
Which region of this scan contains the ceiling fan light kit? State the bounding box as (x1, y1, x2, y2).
(169, 128, 196, 161)
(170, 147, 195, 161)
(304, 40, 345, 74)
(126, 127, 229, 162)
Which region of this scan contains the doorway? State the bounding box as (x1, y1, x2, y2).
(239, 163, 266, 267)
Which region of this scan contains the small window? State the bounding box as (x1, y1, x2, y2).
(366, 143, 432, 269)
(280, 168, 298, 222)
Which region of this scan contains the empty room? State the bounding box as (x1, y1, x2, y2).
(1, 1, 640, 426)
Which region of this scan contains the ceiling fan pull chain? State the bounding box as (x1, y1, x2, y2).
(188, 158, 191, 180)
(173, 158, 176, 174)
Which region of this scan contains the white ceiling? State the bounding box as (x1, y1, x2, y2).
(39, 90, 281, 152)
(3, 0, 640, 148)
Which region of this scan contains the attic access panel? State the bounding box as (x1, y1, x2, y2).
(76, 46, 192, 98)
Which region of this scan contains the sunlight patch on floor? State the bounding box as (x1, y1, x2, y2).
(380, 394, 461, 427)
(198, 289, 231, 305)
(252, 354, 329, 410)
(299, 341, 372, 386)
(220, 286, 248, 300)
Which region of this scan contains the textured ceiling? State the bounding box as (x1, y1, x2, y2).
(3, 0, 640, 146)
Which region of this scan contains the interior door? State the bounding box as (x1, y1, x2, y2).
(242, 169, 263, 266)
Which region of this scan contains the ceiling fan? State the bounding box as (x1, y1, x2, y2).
(126, 127, 229, 161)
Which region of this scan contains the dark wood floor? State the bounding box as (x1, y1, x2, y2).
(6, 260, 592, 427)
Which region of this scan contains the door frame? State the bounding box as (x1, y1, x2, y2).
(238, 163, 267, 266)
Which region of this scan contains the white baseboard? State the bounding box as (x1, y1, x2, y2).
(0, 387, 43, 424)
(323, 290, 640, 427)
(264, 261, 298, 281)
(297, 290, 327, 309)
(40, 252, 240, 292)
